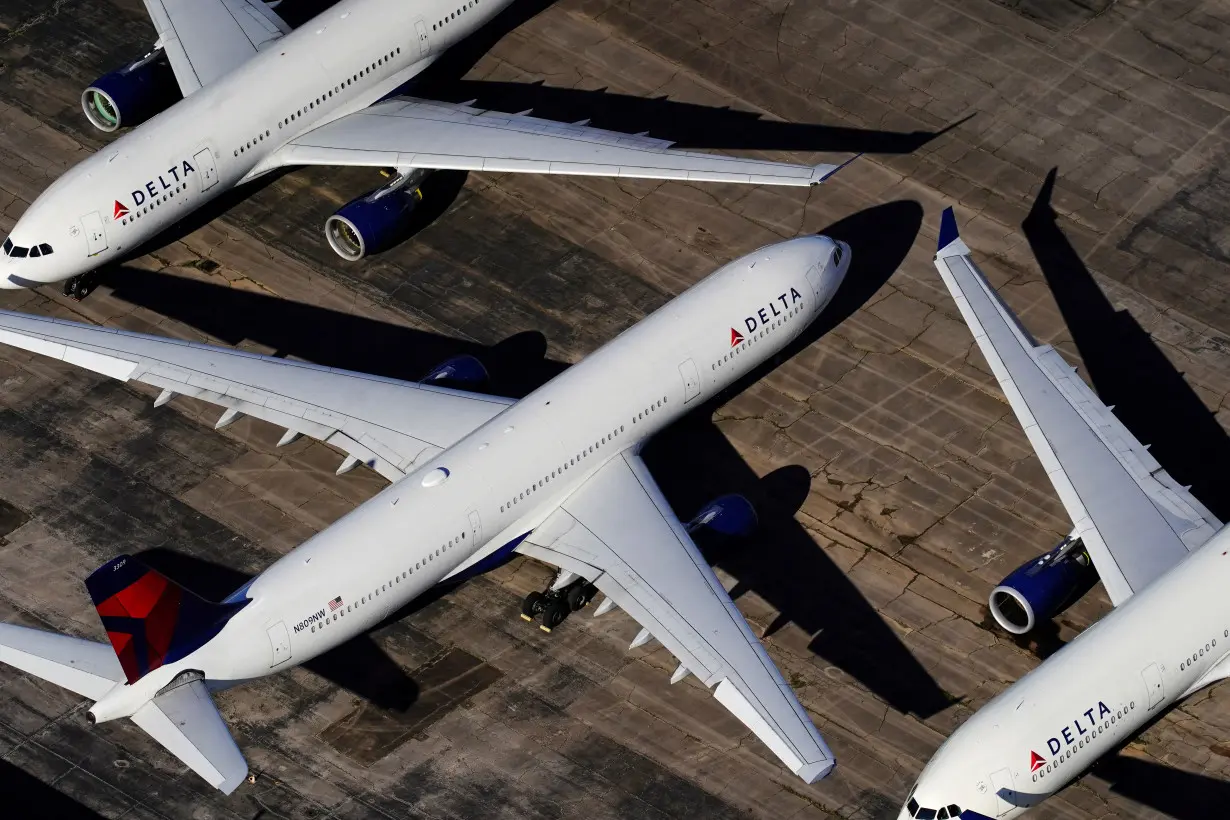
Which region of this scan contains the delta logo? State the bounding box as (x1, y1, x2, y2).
(114, 159, 197, 220)
(729, 288, 805, 346)
(1030, 700, 1114, 772)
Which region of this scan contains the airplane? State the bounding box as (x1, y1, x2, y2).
(0, 233, 850, 793)
(0, 0, 853, 298)
(897, 208, 1228, 820)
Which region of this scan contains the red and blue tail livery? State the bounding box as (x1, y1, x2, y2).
(85, 555, 247, 684)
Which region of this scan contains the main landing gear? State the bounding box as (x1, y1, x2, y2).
(520, 572, 597, 633)
(63, 272, 97, 301)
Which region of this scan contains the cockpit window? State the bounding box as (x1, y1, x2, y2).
(905, 797, 952, 820)
(947, 806, 961, 817)
(0, 239, 52, 258)
(833, 243, 844, 266)
(916, 809, 936, 820)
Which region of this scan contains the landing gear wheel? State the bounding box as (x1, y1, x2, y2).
(520, 590, 546, 622)
(540, 600, 569, 632)
(62, 273, 95, 301)
(566, 582, 597, 612)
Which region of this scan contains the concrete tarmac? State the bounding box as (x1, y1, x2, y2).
(2, 0, 1230, 818)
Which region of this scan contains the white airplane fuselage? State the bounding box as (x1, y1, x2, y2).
(0, 0, 512, 287)
(902, 527, 1230, 819)
(85, 235, 849, 723)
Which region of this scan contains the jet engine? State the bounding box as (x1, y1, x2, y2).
(685, 494, 758, 538)
(325, 169, 430, 261)
(988, 535, 1097, 634)
(421, 354, 488, 387)
(82, 50, 180, 132)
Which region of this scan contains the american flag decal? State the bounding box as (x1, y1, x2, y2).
(328, 596, 343, 611)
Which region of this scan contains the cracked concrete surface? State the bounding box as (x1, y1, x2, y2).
(0, 0, 1229, 818)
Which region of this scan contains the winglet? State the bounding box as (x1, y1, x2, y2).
(936, 206, 970, 258)
(814, 153, 863, 184)
(939, 207, 959, 249)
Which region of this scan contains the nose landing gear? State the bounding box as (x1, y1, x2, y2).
(520, 574, 598, 633)
(63, 272, 97, 301)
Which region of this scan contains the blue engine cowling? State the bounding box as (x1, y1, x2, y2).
(325, 188, 422, 261)
(82, 51, 180, 132)
(421, 354, 488, 387)
(989, 537, 1097, 634)
(685, 494, 758, 538)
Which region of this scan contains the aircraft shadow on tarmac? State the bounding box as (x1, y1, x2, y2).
(0, 759, 106, 820)
(106, 200, 954, 719)
(1025, 168, 1230, 522)
(1092, 752, 1230, 820)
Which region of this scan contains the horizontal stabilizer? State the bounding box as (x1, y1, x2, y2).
(0, 623, 123, 700)
(131, 676, 248, 793)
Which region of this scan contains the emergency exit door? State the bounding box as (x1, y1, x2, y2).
(1142, 662, 1164, 709)
(679, 359, 700, 403)
(193, 148, 218, 191)
(415, 19, 431, 58)
(266, 621, 291, 667)
(80, 211, 107, 256)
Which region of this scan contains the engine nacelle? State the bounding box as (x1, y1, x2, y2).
(989, 536, 1097, 635)
(82, 51, 180, 132)
(325, 187, 422, 261)
(421, 354, 488, 386)
(686, 494, 757, 538)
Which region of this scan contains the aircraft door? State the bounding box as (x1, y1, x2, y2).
(988, 767, 1015, 817)
(467, 508, 482, 544)
(679, 359, 701, 404)
(266, 621, 292, 667)
(1142, 662, 1164, 709)
(805, 262, 838, 308)
(193, 148, 219, 191)
(80, 211, 107, 256)
(415, 19, 431, 58)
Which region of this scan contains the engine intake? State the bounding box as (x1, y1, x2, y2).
(989, 535, 1097, 635)
(82, 50, 180, 132)
(325, 172, 428, 261)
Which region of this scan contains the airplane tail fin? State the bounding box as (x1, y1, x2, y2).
(85, 554, 246, 685)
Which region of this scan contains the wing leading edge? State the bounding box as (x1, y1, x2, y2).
(933, 208, 1218, 605)
(0, 309, 513, 482)
(518, 452, 835, 783)
(270, 98, 847, 187)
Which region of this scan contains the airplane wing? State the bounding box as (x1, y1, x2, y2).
(0, 310, 514, 482)
(143, 0, 289, 95)
(0, 623, 124, 700)
(516, 451, 835, 783)
(270, 98, 846, 187)
(131, 677, 248, 794)
(933, 208, 1219, 605)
